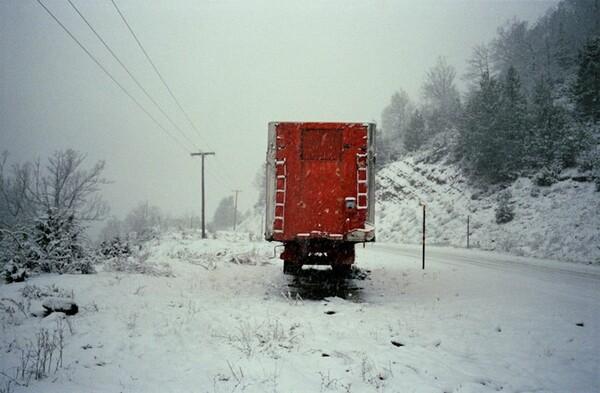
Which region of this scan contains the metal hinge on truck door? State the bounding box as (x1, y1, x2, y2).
(273, 158, 287, 234)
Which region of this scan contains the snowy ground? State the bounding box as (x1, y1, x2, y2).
(1, 231, 599, 392)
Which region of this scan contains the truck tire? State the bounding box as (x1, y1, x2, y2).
(283, 261, 302, 275)
(331, 264, 352, 277)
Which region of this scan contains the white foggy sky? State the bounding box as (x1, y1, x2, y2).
(0, 0, 557, 228)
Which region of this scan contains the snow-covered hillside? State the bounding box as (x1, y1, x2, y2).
(376, 145, 600, 265)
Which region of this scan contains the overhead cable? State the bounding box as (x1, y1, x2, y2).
(67, 0, 198, 150)
(110, 0, 243, 190)
(35, 0, 191, 154)
(110, 0, 209, 148)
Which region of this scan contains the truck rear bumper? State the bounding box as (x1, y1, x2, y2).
(345, 222, 375, 242)
(276, 222, 375, 243)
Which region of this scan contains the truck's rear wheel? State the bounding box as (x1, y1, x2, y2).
(281, 242, 302, 274)
(331, 243, 355, 265)
(331, 264, 352, 277)
(283, 260, 302, 275)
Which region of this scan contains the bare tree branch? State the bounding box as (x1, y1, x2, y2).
(0, 150, 110, 228)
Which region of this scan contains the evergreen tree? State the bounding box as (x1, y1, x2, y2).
(211, 196, 237, 230)
(459, 68, 528, 182)
(32, 208, 92, 274)
(459, 73, 506, 182)
(574, 36, 600, 122)
(404, 110, 427, 152)
(495, 190, 515, 224)
(528, 79, 570, 168)
(498, 66, 529, 177)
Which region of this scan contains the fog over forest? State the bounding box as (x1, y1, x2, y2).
(0, 0, 558, 234)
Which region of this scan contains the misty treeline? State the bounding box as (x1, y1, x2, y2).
(0, 148, 210, 281)
(379, 0, 599, 187)
(101, 196, 243, 239)
(100, 195, 247, 247)
(99, 202, 200, 244)
(0, 149, 109, 280)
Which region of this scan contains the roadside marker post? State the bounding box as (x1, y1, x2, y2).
(421, 204, 426, 270)
(467, 215, 470, 249)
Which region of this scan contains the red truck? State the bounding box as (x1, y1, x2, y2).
(265, 122, 376, 274)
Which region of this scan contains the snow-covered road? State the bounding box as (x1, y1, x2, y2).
(357, 243, 600, 392)
(1, 233, 598, 392)
(371, 242, 600, 288)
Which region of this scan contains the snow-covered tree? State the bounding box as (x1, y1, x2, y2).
(32, 208, 92, 273)
(498, 66, 529, 177)
(463, 44, 493, 88)
(404, 110, 427, 152)
(1, 150, 107, 279)
(574, 36, 600, 122)
(379, 89, 414, 164)
(528, 79, 573, 168)
(459, 72, 505, 182)
(495, 190, 515, 224)
(491, 19, 533, 90)
(0, 149, 109, 228)
(1, 208, 95, 278)
(124, 202, 163, 241)
(211, 196, 239, 231)
(420, 56, 461, 132)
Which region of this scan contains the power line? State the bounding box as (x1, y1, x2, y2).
(206, 158, 242, 193)
(66, 0, 198, 150)
(110, 0, 209, 148)
(36, 0, 244, 214)
(109, 0, 245, 191)
(35, 0, 192, 154)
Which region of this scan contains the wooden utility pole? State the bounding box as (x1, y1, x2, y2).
(191, 152, 215, 239)
(232, 189, 241, 231)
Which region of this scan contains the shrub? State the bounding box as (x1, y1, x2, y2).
(100, 236, 131, 258)
(535, 163, 561, 187)
(1, 260, 28, 283)
(495, 190, 515, 224)
(0, 209, 96, 281)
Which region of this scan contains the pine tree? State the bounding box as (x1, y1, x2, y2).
(211, 196, 237, 230)
(529, 79, 570, 168)
(495, 190, 515, 224)
(498, 66, 528, 178)
(459, 72, 506, 182)
(403, 110, 427, 152)
(574, 36, 600, 122)
(32, 208, 91, 273)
